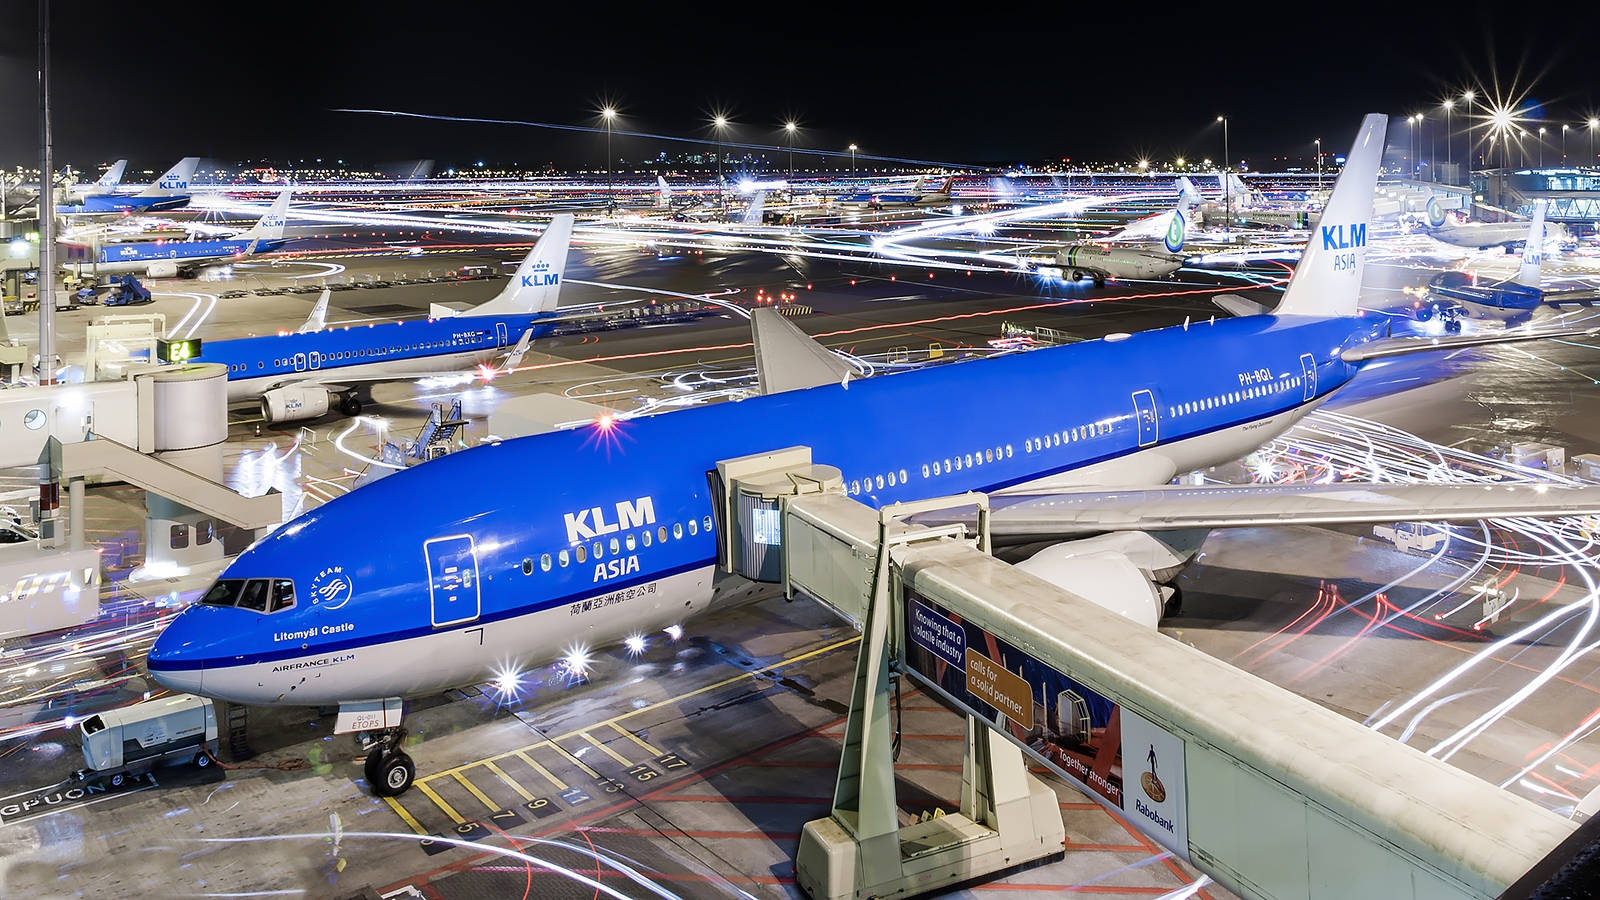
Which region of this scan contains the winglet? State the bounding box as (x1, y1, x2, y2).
(1273, 114, 1387, 318)
(467, 214, 574, 316)
(137, 157, 199, 197)
(297, 289, 331, 334)
(501, 328, 535, 371)
(751, 308, 854, 395)
(1515, 200, 1548, 289)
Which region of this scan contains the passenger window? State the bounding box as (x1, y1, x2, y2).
(593, 541, 604, 559)
(984, 449, 993, 463)
(688, 518, 698, 535)
(626, 533, 636, 551)
(875, 474, 884, 490)
(540, 553, 552, 572)
(238, 579, 270, 612)
(609, 537, 620, 555)
(558, 549, 570, 567)
(887, 471, 896, 487)
(703, 515, 713, 532)
(658, 525, 668, 543)
(1004, 446, 1012, 459)
(641, 530, 651, 547)
(900, 468, 909, 483)
(922, 463, 931, 477)
(170, 524, 189, 549)
(673, 522, 684, 539)
(576, 544, 588, 563)
(270, 579, 295, 612)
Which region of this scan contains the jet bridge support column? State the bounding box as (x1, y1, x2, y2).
(714, 448, 1065, 900)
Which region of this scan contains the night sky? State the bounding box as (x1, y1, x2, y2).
(0, 3, 1589, 173)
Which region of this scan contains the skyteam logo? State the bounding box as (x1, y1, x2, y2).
(310, 565, 354, 611)
(1163, 212, 1186, 254)
(520, 260, 559, 288)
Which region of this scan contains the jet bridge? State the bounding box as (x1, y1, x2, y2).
(715, 447, 1581, 900)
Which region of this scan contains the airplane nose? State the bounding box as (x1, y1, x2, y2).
(147, 620, 204, 695)
(147, 664, 204, 695)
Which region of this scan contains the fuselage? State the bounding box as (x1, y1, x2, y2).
(1056, 244, 1184, 280)
(57, 194, 192, 216)
(148, 314, 1384, 705)
(1427, 271, 1542, 321)
(61, 237, 284, 275)
(193, 311, 560, 402)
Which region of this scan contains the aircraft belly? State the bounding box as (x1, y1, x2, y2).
(196, 565, 716, 706)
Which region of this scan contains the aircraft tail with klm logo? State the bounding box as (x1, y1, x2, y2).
(1514, 199, 1548, 289)
(137, 157, 200, 198)
(467, 213, 574, 317)
(237, 190, 292, 244)
(1273, 114, 1386, 319)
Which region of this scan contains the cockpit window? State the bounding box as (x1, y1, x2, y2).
(199, 579, 245, 606)
(237, 580, 270, 612)
(271, 579, 295, 612)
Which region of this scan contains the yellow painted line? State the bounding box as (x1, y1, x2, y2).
(557, 636, 861, 744)
(611, 722, 662, 757)
(415, 780, 465, 824)
(452, 770, 499, 811)
(549, 740, 601, 779)
(514, 749, 569, 791)
(483, 760, 536, 802)
(580, 730, 634, 766)
(383, 796, 429, 835)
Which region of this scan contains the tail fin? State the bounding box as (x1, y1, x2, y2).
(238, 190, 291, 242)
(297, 289, 331, 334)
(656, 175, 671, 209)
(741, 191, 766, 226)
(1162, 205, 1188, 254)
(407, 160, 434, 181)
(909, 177, 926, 195)
(1273, 114, 1386, 318)
(138, 157, 199, 197)
(1176, 176, 1200, 208)
(935, 176, 955, 196)
(96, 160, 127, 189)
(1515, 200, 1548, 288)
(468, 213, 574, 316)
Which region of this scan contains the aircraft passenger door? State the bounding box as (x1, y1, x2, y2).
(1131, 389, 1159, 448)
(1299, 353, 1317, 401)
(495, 322, 509, 347)
(292, 352, 307, 372)
(425, 534, 481, 627)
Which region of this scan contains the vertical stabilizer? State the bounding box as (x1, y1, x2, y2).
(138, 157, 199, 197)
(239, 190, 291, 243)
(656, 176, 671, 209)
(96, 160, 127, 189)
(741, 191, 766, 226)
(1515, 200, 1548, 288)
(1177, 176, 1200, 207)
(1272, 114, 1387, 318)
(467, 214, 574, 316)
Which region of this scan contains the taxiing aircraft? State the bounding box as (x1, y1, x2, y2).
(1420, 195, 1572, 250)
(57, 157, 200, 215)
(837, 176, 955, 210)
(188, 214, 574, 423)
(1048, 182, 1194, 285)
(149, 115, 1600, 798)
(60, 190, 292, 279)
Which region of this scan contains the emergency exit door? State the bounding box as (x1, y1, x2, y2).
(1299, 353, 1317, 401)
(425, 534, 481, 627)
(1131, 389, 1159, 448)
(495, 322, 509, 347)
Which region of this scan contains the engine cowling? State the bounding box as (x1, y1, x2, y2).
(145, 261, 179, 279)
(1015, 543, 1165, 629)
(260, 386, 330, 424)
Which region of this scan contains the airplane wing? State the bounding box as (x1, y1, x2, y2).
(1342, 322, 1600, 362)
(922, 482, 1600, 541)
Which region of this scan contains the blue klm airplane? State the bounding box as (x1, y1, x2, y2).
(56, 157, 199, 215)
(191, 214, 574, 422)
(61, 190, 293, 279)
(148, 115, 1600, 796)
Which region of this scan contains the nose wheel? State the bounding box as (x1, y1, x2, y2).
(362, 727, 414, 797)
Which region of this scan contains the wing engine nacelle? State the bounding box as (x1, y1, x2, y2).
(145, 261, 179, 279)
(1014, 530, 1203, 629)
(260, 385, 330, 424)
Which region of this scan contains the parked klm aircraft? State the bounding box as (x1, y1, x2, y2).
(57, 157, 200, 215)
(837, 176, 955, 209)
(61, 160, 127, 203)
(148, 115, 1600, 798)
(189, 214, 574, 423)
(60, 190, 292, 279)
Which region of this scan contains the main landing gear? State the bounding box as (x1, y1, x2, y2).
(361, 727, 414, 797)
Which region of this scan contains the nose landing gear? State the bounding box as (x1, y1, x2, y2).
(361, 727, 414, 797)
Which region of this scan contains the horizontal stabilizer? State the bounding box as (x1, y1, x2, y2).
(1213, 294, 1269, 317)
(1342, 322, 1600, 362)
(965, 481, 1600, 540)
(751, 308, 854, 395)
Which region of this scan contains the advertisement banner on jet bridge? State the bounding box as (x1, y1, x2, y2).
(903, 592, 1189, 859)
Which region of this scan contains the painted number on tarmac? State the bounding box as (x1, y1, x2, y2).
(626, 764, 659, 782)
(523, 796, 561, 819)
(486, 807, 525, 829)
(559, 786, 592, 806)
(595, 775, 625, 794)
(655, 753, 690, 770)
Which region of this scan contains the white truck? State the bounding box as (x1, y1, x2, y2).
(1372, 521, 1451, 555)
(78, 695, 218, 787)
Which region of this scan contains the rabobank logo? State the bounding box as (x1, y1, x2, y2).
(520, 259, 560, 288)
(1163, 212, 1186, 255)
(310, 565, 354, 611)
(1320, 223, 1366, 251)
